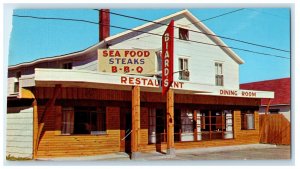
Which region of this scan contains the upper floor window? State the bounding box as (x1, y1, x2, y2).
(63, 62, 73, 69)
(14, 71, 21, 93)
(215, 62, 223, 86)
(179, 58, 189, 81)
(179, 28, 189, 41)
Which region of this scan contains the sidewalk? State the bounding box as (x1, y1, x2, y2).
(36, 144, 290, 161)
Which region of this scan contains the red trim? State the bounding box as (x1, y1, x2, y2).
(240, 78, 290, 105)
(162, 20, 174, 96)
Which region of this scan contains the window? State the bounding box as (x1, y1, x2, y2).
(148, 108, 156, 143)
(63, 62, 73, 69)
(174, 109, 233, 142)
(180, 109, 194, 141)
(204, 110, 233, 140)
(241, 110, 255, 130)
(215, 62, 223, 86)
(14, 71, 21, 93)
(61, 107, 74, 135)
(269, 109, 280, 114)
(148, 108, 166, 143)
(179, 58, 189, 80)
(179, 28, 189, 40)
(61, 106, 106, 135)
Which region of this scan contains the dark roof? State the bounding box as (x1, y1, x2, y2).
(240, 77, 290, 106)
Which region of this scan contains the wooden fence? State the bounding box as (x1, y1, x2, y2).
(259, 114, 290, 145)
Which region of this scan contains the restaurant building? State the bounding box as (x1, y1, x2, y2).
(6, 9, 274, 159)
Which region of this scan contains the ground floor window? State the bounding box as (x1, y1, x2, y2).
(148, 108, 234, 143)
(148, 108, 166, 143)
(61, 106, 106, 135)
(241, 110, 255, 130)
(174, 109, 233, 142)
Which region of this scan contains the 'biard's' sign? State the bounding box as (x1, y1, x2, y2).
(98, 49, 156, 75)
(162, 20, 174, 96)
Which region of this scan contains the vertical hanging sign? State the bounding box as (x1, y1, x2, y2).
(162, 20, 174, 96)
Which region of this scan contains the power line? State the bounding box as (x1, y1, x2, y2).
(13, 14, 99, 25)
(12, 14, 290, 60)
(245, 8, 289, 20)
(94, 9, 290, 53)
(198, 8, 245, 22)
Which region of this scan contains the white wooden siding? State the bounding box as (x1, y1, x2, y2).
(7, 77, 16, 95)
(6, 107, 33, 158)
(110, 16, 240, 89)
(73, 60, 98, 71)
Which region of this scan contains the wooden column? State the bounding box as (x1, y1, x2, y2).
(32, 99, 38, 159)
(131, 86, 140, 159)
(193, 110, 197, 141)
(166, 89, 175, 155)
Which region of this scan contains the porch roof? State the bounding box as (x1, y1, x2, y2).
(19, 68, 274, 99)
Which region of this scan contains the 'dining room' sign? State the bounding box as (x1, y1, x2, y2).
(98, 49, 156, 75)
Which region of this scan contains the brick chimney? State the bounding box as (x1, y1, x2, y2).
(99, 9, 110, 42)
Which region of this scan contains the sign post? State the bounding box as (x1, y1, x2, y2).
(162, 20, 175, 156)
(162, 20, 174, 96)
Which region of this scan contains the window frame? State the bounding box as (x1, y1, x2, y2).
(62, 62, 73, 69)
(241, 110, 256, 130)
(179, 28, 189, 41)
(14, 71, 21, 93)
(61, 106, 107, 135)
(178, 57, 189, 81)
(215, 62, 224, 86)
(174, 109, 234, 142)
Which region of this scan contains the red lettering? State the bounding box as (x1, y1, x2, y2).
(147, 79, 154, 86)
(141, 78, 147, 85)
(144, 51, 150, 57)
(179, 82, 183, 88)
(112, 66, 117, 73)
(124, 66, 130, 73)
(173, 81, 179, 88)
(115, 50, 120, 57)
(109, 50, 114, 57)
(136, 78, 141, 85)
(136, 66, 143, 73)
(121, 77, 127, 84)
(103, 50, 108, 57)
(129, 77, 134, 84)
(137, 51, 143, 57)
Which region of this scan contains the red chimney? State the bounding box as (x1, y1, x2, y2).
(99, 9, 110, 42)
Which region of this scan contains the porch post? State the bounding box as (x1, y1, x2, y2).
(32, 99, 38, 159)
(131, 86, 141, 159)
(166, 89, 175, 155)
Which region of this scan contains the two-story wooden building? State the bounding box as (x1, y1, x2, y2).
(6, 9, 274, 159)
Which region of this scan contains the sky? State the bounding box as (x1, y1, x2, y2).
(8, 8, 291, 83)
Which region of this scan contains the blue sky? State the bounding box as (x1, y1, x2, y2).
(8, 8, 290, 83)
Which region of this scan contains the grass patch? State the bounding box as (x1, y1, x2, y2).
(6, 154, 32, 161)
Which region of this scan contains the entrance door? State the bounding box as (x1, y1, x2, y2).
(120, 108, 132, 153)
(125, 111, 132, 153)
(156, 109, 166, 143)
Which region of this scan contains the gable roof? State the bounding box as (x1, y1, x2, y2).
(240, 77, 291, 105)
(9, 9, 244, 70)
(105, 9, 244, 64)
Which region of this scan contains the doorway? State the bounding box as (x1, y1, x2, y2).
(120, 108, 132, 153)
